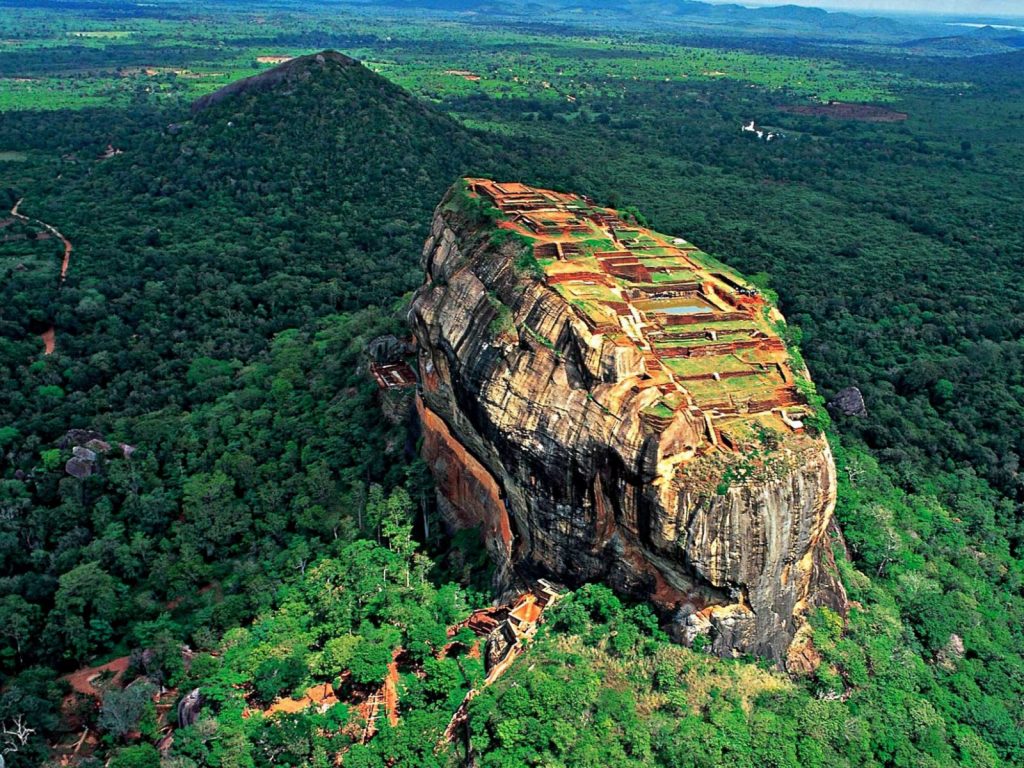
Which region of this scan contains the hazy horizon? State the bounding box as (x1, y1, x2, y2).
(714, 0, 1024, 18)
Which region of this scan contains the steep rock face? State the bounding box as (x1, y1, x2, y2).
(417, 396, 514, 578)
(410, 182, 847, 665)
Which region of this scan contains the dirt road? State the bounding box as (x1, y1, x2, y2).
(11, 198, 73, 354)
(11, 198, 72, 281)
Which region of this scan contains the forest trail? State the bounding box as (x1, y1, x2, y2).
(11, 198, 72, 281)
(12, 198, 73, 355)
(383, 658, 400, 727)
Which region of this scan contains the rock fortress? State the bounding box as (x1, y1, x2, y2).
(410, 179, 847, 667)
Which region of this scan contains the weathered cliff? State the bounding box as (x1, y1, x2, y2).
(410, 181, 846, 665)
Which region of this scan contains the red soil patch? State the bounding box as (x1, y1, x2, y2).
(262, 681, 339, 716)
(58, 234, 71, 279)
(41, 326, 55, 355)
(383, 660, 399, 727)
(778, 102, 908, 122)
(63, 656, 130, 697)
(444, 69, 481, 81)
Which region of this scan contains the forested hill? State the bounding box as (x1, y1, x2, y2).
(191, 50, 362, 113)
(0, 48, 510, 712)
(5, 49, 506, 413)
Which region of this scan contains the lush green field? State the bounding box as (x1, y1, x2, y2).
(0, 3, 935, 112)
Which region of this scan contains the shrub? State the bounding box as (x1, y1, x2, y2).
(109, 744, 160, 768)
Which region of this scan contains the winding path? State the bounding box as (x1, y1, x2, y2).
(41, 327, 55, 355)
(11, 198, 72, 354)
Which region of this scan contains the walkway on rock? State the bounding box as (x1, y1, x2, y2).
(440, 581, 562, 748)
(11, 198, 73, 355)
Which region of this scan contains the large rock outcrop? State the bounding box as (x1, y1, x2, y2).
(410, 180, 846, 665)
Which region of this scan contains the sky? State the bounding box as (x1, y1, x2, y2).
(724, 0, 1024, 16)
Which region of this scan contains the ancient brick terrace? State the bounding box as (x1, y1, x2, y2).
(466, 179, 810, 452)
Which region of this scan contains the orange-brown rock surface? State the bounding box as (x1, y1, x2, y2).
(410, 180, 847, 665)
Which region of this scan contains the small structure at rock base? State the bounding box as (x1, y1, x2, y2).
(441, 581, 563, 748)
(369, 361, 417, 390)
(484, 582, 560, 677)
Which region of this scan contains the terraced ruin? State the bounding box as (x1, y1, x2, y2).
(467, 178, 810, 455)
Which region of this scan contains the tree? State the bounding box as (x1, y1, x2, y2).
(309, 635, 359, 679)
(0, 715, 35, 765)
(0, 596, 40, 669)
(130, 614, 185, 687)
(421, 657, 463, 706)
(252, 654, 307, 707)
(109, 743, 160, 768)
(181, 471, 249, 558)
(99, 681, 158, 742)
(45, 562, 122, 661)
(348, 635, 397, 687)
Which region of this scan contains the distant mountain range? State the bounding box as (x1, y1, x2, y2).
(901, 24, 1024, 56)
(365, 0, 957, 44)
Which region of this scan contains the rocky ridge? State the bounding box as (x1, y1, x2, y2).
(410, 180, 847, 665)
